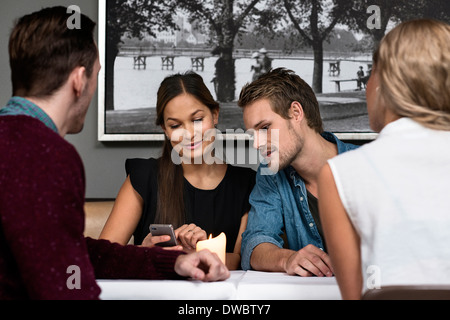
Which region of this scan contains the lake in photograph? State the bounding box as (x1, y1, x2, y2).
(113, 55, 371, 111)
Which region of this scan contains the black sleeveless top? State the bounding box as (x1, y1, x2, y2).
(125, 158, 256, 252)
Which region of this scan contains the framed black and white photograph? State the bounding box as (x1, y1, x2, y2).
(98, 0, 449, 142)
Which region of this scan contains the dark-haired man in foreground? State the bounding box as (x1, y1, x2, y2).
(0, 6, 228, 300)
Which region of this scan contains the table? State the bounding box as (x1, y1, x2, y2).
(97, 271, 341, 300)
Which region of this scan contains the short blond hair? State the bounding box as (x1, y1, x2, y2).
(375, 19, 450, 130)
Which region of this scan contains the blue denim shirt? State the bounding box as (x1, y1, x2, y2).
(241, 132, 359, 270)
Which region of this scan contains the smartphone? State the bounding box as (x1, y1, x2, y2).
(149, 224, 178, 247)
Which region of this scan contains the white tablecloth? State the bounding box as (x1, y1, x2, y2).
(98, 271, 341, 300)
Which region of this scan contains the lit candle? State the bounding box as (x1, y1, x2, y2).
(196, 232, 226, 264)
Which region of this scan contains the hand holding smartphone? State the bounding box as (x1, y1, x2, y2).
(149, 224, 178, 247)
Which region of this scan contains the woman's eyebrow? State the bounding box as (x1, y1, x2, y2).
(190, 109, 204, 116)
(166, 109, 204, 122)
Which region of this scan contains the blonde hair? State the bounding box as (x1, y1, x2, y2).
(374, 19, 450, 131)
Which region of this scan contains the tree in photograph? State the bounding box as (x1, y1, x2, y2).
(283, 0, 352, 93)
(178, 0, 262, 102)
(256, 0, 352, 93)
(106, 0, 178, 111)
(347, 0, 450, 51)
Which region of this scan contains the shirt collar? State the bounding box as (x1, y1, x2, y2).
(0, 97, 58, 134)
(321, 131, 349, 154)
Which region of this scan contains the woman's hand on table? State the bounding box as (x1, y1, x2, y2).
(175, 249, 230, 282)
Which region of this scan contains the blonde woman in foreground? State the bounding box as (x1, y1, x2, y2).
(318, 19, 450, 300)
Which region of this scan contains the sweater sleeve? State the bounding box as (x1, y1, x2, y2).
(86, 238, 185, 280)
(1, 121, 184, 300)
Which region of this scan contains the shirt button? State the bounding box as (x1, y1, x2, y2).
(309, 223, 314, 228)
(300, 197, 304, 201)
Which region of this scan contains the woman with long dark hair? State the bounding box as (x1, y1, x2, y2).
(100, 72, 255, 270)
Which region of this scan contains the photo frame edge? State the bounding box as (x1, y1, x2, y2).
(96, 0, 376, 142)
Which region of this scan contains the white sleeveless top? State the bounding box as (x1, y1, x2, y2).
(328, 118, 450, 293)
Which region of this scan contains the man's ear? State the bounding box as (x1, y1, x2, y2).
(71, 66, 87, 98)
(290, 101, 304, 122)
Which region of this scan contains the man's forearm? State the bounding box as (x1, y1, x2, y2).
(250, 243, 295, 272)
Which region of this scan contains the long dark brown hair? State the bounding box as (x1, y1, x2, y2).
(155, 72, 220, 227)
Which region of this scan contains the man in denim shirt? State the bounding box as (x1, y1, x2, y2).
(238, 68, 358, 276)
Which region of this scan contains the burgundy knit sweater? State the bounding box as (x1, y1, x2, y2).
(0, 116, 184, 300)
